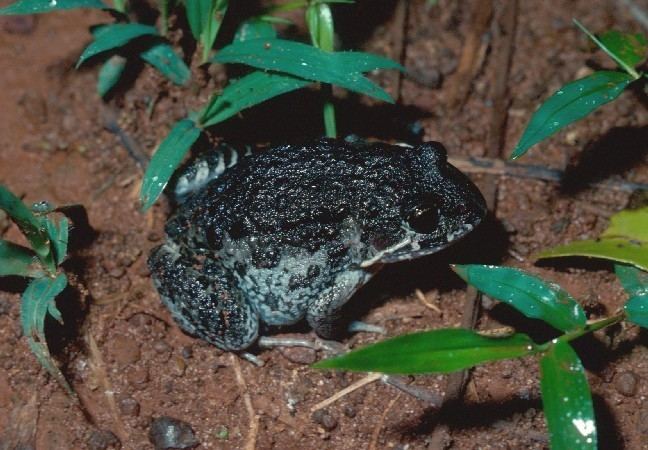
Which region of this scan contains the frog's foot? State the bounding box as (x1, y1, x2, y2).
(347, 320, 386, 335)
(257, 336, 346, 353)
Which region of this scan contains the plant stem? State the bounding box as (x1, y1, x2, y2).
(537, 314, 626, 352)
(323, 96, 337, 138)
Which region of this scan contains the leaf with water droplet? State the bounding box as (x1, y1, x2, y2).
(510, 71, 633, 159)
(140, 119, 201, 211)
(0, 184, 55, 273)
(313, 328, 538, 374)
(0, 0, 105, 15)
(213, 38, 403, 103)
(452, 265, 586, 332)
(540, 340, 597, 450)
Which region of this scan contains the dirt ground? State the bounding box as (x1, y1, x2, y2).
(0, 0, 647, 449)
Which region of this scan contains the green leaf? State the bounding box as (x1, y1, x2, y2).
(44, 217, 68, 266)
(233, 18, 277, 43)
(624, 295, 648, 328)
(198, 71, 313, 128)
(599, 30, 648, 71)
(0, 0, 105, 15)
(313, 329, 537, 374)
(140, 119, 202, 210)
(97, 55, 127, 97)
(184, 0, 211, 40)
(540, 340, 597, 450)
(140, 42, 191, 85)
(601, 206, 648, 243)
(615, 264, 648, 328)
(334, 52, 405, 73)
(214, 38, 399, 103)
(77, 23, 159, 67)
(158, 0, 169, 35)
(0, 185, 54, 272)
(21, 274, 72, 393)
(0, 239, 43, 278)
(537, 238, 648, 272)
(537, 207, 648, 271)
(510, 71, 633, 159)
(615, 263, 648, 297)
(306, 2, 334, 51)
(574, 20, 642, 79)
(453, 265, 587, 332)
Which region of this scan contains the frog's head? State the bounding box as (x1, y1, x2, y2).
(363, 142, 486, 266)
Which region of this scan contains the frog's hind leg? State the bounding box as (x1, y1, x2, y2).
(306, 269, 375, 339)
(148, 243, 259, 351)
(173, 143, 252, 203)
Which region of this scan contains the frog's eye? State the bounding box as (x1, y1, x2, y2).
(407, 199, 439, 234)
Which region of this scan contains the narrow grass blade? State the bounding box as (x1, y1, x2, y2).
(214, 38, 396, 103)
(140, 119, 201, 210)
(335, 52, 405, 73)
(199, 71, 312, 128)
(540, 340, 597, 450)
(184, 0, 211, 40)
(97, 55, 127, 97)
(44, 217, 68, 266)
(0, 185, 54, 272)
(453, 265, 586, 332)
(21, 274, 72, 393)
(510, 71, 633, 159)
(77, 23, 159, 67)
(140, 42, 190, 85)
(313, 329, 537, 374)
(0, 239, 43, 277)
(199, 0, 228, 62)
(0, 0, 105, 14)
(574, 20, 641, 79)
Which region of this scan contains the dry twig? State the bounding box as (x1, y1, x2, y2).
(311, 372, 382, 412)
(231, 354, 259, 450)
(368, 393, 402, 450)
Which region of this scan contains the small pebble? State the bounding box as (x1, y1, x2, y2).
(111, 335, 141, 367)
(153, 340, 171, 354)
(614, 371, 639, 397)
(311, 409, 338, 431)
(279, 347, 317, 365)
(342, 404, 356, 418)
(118, 396, 140, 417)
(87, 430, 120, 450)
(126, 366, 149, 388)
(149, 416, 199, 450)
(181, 346, 193, 359)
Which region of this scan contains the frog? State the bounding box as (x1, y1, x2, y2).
(148, 138, 486, 352)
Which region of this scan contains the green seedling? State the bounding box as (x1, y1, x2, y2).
(0, 185, 74, 394)
(141, 9, 403, 210)
(184, 0, 229, 64)
(0, 0, 191, 97)
(511, 20, 647, 159)
(315, 263, 648, 450)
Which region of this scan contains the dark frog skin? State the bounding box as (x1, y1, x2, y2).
(148, 139, 486, 351)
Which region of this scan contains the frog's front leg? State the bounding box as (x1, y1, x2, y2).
(148, 243, 259, 351)
(306, 269, 374, 339)
(173, 143, 251, 203)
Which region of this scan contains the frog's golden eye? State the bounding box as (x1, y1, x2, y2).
(407, 200, 439, 234)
